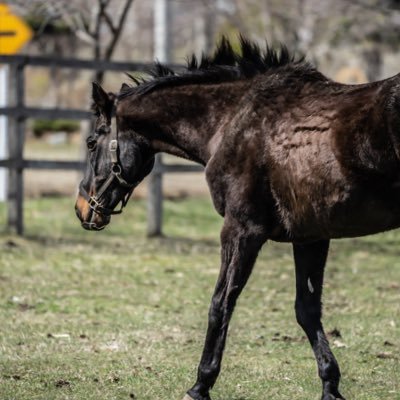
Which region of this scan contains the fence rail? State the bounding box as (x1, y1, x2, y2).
(0, 158, 203, 173)
(0, 54, 182, 71)
(0, 55, 202, 235)
(0, 106, 91, 120)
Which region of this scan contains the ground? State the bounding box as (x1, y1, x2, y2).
(0, 196, 399, 400)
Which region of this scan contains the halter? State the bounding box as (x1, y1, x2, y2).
(79, 133, 138, 217)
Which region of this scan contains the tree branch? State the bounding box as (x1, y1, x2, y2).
(103, 12, 117, 35)
(103, 0, 134, 60)
(93, 0, 109, 60)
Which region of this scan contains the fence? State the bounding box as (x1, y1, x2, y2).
(0, 54, 203, 236)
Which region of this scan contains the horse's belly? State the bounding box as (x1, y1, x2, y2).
(291, 194, 400, 240)
(267, 128, 400, 241)
(272, 190, 400, 242)
(327, 194, 400, 238)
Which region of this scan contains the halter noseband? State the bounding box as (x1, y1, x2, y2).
(79, 137, 137, 217)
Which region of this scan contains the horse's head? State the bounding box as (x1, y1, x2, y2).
(75, 82, 155, 231)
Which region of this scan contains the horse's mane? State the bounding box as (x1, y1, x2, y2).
(118, 36, 318, 99)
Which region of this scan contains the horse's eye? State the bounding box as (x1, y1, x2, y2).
(86, 137, 97, 151)
(97, 125, 109, 135)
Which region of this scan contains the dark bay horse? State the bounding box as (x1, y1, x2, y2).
(75, 37, 400, 400)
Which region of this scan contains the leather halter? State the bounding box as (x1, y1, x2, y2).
(79, 134, 137, 217)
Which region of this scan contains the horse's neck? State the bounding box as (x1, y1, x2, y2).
(137, 83, 249, 165)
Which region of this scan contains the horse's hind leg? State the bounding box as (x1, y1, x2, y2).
(293, 240, 346, 400)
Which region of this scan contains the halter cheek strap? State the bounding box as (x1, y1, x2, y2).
(80, 139, 138, 216)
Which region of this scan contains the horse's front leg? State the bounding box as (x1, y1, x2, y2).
(293, 240, 346, 400)
(184, 217, 266, 400)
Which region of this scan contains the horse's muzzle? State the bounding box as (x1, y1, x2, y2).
(75, 195, 110, 231)
(80, 221, 107, 231)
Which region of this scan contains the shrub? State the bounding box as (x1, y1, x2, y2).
(32, 119, 80, 137)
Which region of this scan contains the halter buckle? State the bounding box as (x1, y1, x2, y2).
(109, 139, 118, 163)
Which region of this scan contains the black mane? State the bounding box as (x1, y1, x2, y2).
(118, 36, 313, 99)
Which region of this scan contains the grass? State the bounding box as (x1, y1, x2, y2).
(0, 196, 399, 400)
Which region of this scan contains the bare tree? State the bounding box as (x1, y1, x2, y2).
(11, 0, 134, 83)
(72, 0, 134, 83)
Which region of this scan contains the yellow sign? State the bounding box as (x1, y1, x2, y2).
(0, 4, 32, 55)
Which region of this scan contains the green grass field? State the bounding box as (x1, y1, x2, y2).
(0, 196, 399, 400)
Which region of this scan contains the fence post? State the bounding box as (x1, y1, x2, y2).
(0, 65, 8, 202)
(7, 62, 25, 235)
(147, 154, 163, 237)
(147, 0, 172, 237)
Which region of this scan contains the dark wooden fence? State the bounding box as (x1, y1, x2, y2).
(0, 55, 203, 235)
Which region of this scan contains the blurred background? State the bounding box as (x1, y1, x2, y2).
(1, 0, 400, 214)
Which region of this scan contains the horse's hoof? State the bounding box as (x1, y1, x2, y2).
(321, 394, 346, 400)
(182, 393, 211, 400)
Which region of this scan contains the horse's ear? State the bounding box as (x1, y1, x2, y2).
(92, 82, 111, 111)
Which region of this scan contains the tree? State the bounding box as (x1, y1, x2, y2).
(11, 0, 134, 83)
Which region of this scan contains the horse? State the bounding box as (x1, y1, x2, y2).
(75, 36, 400, 400)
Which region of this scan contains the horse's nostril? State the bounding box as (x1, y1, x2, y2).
(75, 204, 82, 221)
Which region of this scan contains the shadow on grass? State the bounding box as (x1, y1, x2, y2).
(18, 232, 220, 253)
(224, 397, 252, 400)
(329, 237, 400, 262)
